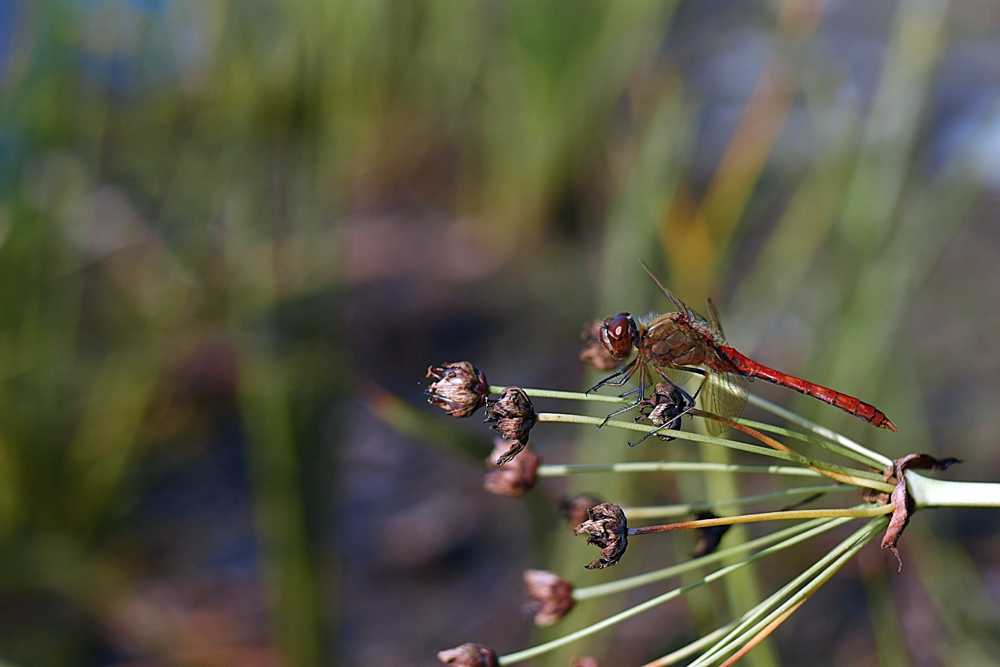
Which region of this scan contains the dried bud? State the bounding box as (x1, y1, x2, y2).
(437, 643, 498, 667)
(522, 569, 574, 626)
(573, 502, 628, 569)
(426, 362, 489, 418)
(580, 320, 621, 371)
(858, 485, 890, 505)
(691, 511, 730, 558)
(483, 386, 537, 455)
(636, 382, 688, 441)
(484, 438, 540, 496)
(558, 494, 604, 527)
(881, 454, 960, 571)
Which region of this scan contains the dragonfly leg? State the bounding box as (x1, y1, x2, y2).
(596, 382, 659, 427)
(598, 396, 644, 427)
(586, 361, 635, 394)
(627, 371, 696, 446)
(628, 412, 686, 447)
(651, 367, 697, 405)
(596, 364, 648, 428)
(628, 395, 697, 446)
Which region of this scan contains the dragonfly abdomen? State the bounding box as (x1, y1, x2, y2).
(718, 346, 898, 431)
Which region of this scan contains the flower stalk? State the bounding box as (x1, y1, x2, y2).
(905, 470, 1000, 509)
(424, 363, 999, 666)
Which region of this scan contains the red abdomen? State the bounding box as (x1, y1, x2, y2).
(717, 346, 897, 431)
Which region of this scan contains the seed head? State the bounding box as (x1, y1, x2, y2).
(483, 386, 537, 455)
(636, 381, 687, 441)
(437, 643, 499, 667)
(691, 511, 730, 558)
(880, 454, 961, 570)
(484, 438, 540, 496)
(425, 362, 489, 418)
(522, 569, 574, 626)
(558, 494, 604, 528)
(579, 320, 622, 371)
(573, 502, 628, 569)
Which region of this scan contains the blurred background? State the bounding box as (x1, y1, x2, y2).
(3, 0, 1000, 665)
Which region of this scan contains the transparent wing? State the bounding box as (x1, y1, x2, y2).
(639, 260, 708, 324)
(697, 369, 750, 436)
(705, 297, 726, 342)
(656, 365, 702, 391)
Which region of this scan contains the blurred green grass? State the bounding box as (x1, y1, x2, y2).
(2, 0, 1000, 665)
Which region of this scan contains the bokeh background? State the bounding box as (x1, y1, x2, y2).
(3, 0, 1000, 665)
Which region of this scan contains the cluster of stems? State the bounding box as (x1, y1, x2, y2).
(427, 367, 993, 666)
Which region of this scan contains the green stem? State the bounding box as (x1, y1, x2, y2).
(573, 517, 847, 601)
(628, 504, 892, 535)
(643, 614, 753, 667)
(621, 485, 854, 519)
(490, 385, 627, 404)
(538, 461, 823, 478)
(746, 393, 893, 468)
(498, 515, 857, 665)
(692, 517, 888, 666)
(905, 471, 1000, 509)
(730, 416, 884, 469)
(536, 412, 894, 492)
(493, 384, 889, 469)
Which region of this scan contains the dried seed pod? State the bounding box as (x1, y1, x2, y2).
(691, 511, 730, 558)
(425, 362, 489, 418)
(483, 386, 537, 460)
(484, 438, 540, 497)
(573, 502, 628, 569)
(579, 320, 622, 371)
(522, 569, 574, 626)
(636, 381, 688, 441)
(437, 643, 499, 666)
(558, 494, 604, 528)
(881, 454, 961, 571)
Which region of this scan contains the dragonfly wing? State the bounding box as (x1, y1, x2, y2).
(698, 370, 750, 435)
(657, 366, 703, 392)
(705, 297, 727, 342)
(639, 260, 706, 323)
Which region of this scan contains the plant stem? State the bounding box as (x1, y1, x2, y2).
(746, 393, 893, 468)
(691, 408, 880, 488)
(491, 384, 890, 468)
(490, 385, 627, 404)
(536, 412, 894, 492)
(641, 615, 750, 667)
(538, 461, 824, 478)
(627, 504, 892, 535)
(731, 415, 884, 469)
(905, 471, 1000, 509)
(621, 485, 854, 519)
(691, 517, 888, 666)
(573, 517, 848, 601)
(497, 515, 858, 665)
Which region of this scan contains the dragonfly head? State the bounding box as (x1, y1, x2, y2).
(600, 313, 638, 359)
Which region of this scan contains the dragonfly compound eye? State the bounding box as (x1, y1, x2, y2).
(601, 313, 637, 359)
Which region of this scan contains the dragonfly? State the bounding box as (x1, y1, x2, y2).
(590, 262, 897, 435)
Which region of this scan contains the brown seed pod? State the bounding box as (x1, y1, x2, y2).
(425, 362, 489, 418)
(437, 643, 498, 666)
(483, 386, 537, 460)
(573, 502, 628, 569)
(522, 569, 574, 626)
(558, 494, 605, 528)
(483, 438, 540, 496)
